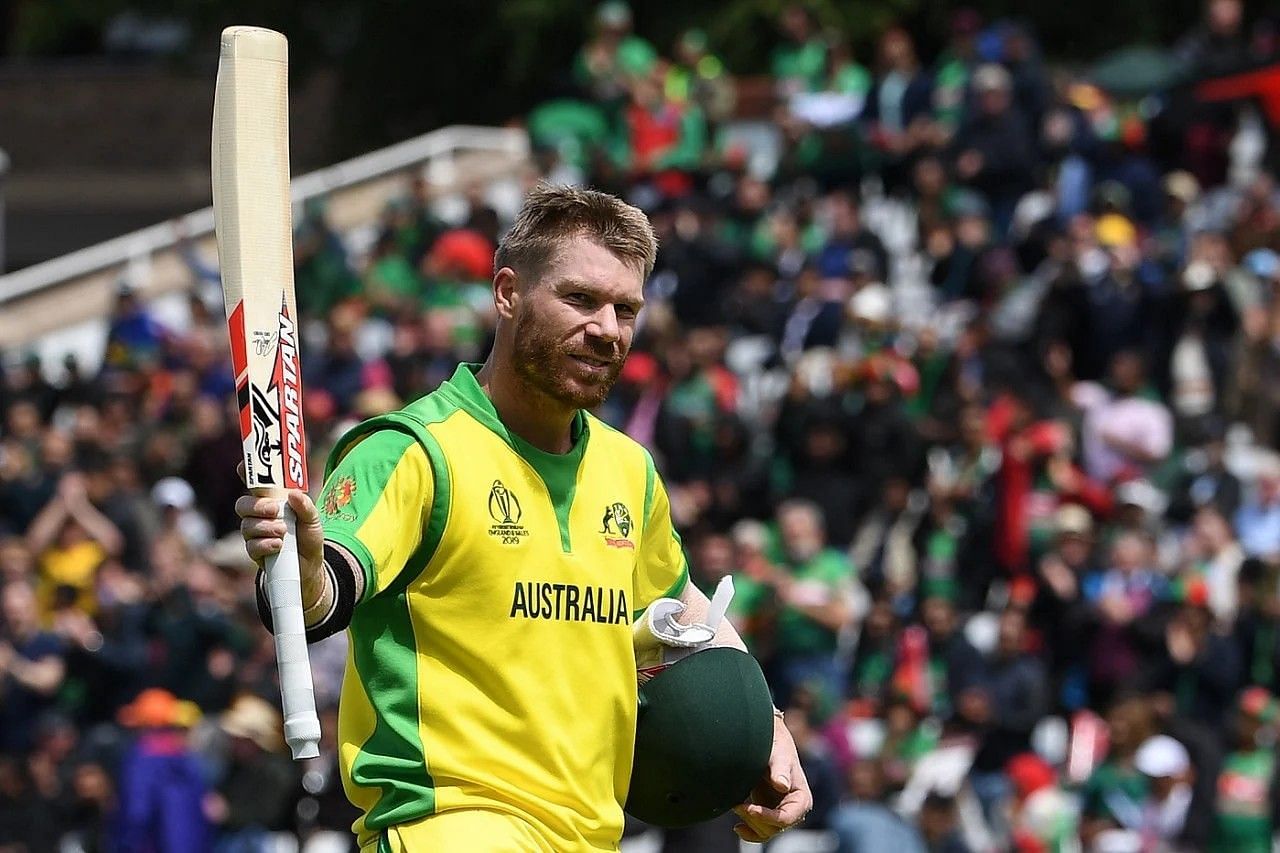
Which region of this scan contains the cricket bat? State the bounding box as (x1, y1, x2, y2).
(211, 26, 320, 760)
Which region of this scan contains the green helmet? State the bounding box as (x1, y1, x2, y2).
(625, 647, 774, 828)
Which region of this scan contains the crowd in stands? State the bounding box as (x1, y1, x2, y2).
(5, 0, 1280, 850)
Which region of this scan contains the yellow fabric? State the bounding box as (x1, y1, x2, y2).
(366, 808, 619, 853)
(319, 430, 431, 597)
(38, 540, 105, 617)
(323, 365, 688, 852)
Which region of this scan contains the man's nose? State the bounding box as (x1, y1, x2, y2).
(586, 305, 620, 343)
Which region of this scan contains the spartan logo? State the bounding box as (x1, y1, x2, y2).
(248, 297, 307, 490)
(601, 502, 634, 549)
(488, 480, 528, 546)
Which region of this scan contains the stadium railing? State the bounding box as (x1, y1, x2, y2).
(0, 124, 530, 373)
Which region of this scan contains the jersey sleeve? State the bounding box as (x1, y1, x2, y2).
(632, 456, 689, 618)
(318, 429, 432, 601)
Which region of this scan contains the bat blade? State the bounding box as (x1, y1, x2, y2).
(212, 25, 319, 761)
(213, 25, 308, 496)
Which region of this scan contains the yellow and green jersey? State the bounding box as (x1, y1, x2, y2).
(316, 363, 688, 850)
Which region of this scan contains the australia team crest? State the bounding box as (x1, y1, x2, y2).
(600, 502, 634, 549)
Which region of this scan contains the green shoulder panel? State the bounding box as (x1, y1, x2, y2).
(326, 394, 461, 598)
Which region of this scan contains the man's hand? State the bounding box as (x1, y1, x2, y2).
(235, 490, 325, 577)
(732, 715, 812, 843)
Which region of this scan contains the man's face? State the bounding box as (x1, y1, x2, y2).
(510, 236, 644, 410)
(779, 507, 823, 562)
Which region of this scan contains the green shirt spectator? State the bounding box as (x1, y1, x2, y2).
(772, 4, 827, 95)
(293, 218, 359, 318)
(363, 234, 424, 315)
(573, 1, 656, 105)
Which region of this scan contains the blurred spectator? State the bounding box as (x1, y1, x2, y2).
(951, 64, 1038, 235)
(1165, 417, 1242, 525)
(737, 500, 857, 707)
(1031, 504, 1099, 708)
(864, 29, 934, 194)
(919, 582, 985, 719)
(0, 580, 66, 753)
(917, 792, 970, 853)
(664, 29, 733, 123)
(1080, 351, 1175, 485)
(1140, 578, 1241, 729)
(1210, 687, 1280, 850)
(1007, 753, 1078, 852)
(25, 471, 124, 616)
(1080, 694, 1157, 847)
(1083, 533, 1166, 707)
(772, 4, 826, 97)
(293, 201, 359, 319)
(113, 688, 211, 853)
(966, 608, 1049, 835)
(1181, 505, 1245, 624)
(782, 689, 842, 830)
(933, 9, 983, 134)
(1235, 456, 1280, 560)
(103, 283, 167, 373)
(207, 694, 300, 853)
(574, 1, 656, 108)
(1131, 734, 1196, 849)
(829, 758, 927, 853)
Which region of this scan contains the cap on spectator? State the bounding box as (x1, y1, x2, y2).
(429, 229, 495, 280)
(220, 694, 286, 753)
(1163, 170, 1200, 205)
(1096, 213, 1137, 249)
(206, 532, 257, 574)
(1134, 734, 1190, 778)
(1067, 82, 1107, 112)
(118, 688, 201, 729)
(921, 576, 958, 602)
(151, 476, 196, 511)
(596, 0, 632, 28)
(1115, 479, 1167, 515)
(1244, 248, 1280, 280)
(1006, 753, 1056, 800)
(972, 63, 1012, 93)
(849, 283, 892, 325)
(1182, 260, 1216, 292)
(1054, 503, 1094, 538)
(1239, 686, 1280, 722)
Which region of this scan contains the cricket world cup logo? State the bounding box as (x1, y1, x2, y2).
(488, 480, 528, 545)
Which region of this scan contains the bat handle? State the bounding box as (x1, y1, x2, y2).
(264, 502, 322, 760)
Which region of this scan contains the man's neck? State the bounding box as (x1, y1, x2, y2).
(475, 360, 577, 454)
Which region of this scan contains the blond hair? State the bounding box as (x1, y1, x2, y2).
(495, 183, 658, 281)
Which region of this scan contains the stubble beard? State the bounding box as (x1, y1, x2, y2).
(511, 312, 624, 410)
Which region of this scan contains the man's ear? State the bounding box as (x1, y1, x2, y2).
(494, 266, 519, 320)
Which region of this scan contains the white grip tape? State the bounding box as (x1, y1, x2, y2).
(265, 503, 321, 759)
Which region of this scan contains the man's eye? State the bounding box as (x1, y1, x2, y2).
(566, 292, 591, 305)
(616, 305, 637, 319)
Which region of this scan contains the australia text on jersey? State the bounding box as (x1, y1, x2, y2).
(508, 581, 630, 625)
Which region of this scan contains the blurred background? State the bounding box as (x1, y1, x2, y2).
(4, 0, 1280, 851)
